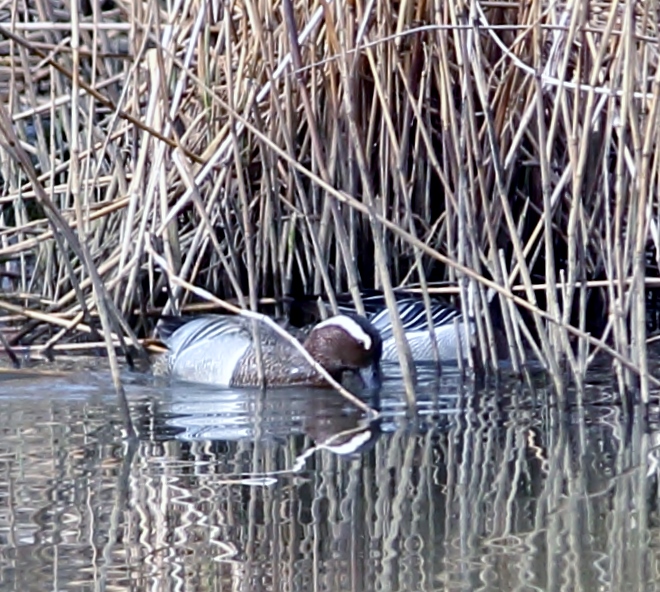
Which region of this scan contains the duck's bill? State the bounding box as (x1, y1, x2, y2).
(359, 362, 383, 391)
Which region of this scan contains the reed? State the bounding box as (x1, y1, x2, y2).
(0, 0, 659, 400)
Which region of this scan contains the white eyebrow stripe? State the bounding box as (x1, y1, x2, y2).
(316, 315, 372, 349)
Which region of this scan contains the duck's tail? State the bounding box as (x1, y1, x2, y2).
(154, 315, 191, 340)
(142, 337, 169, 354)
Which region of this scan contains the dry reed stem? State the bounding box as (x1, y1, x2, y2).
(0, 95, 135, 436)
(0, 0, 658, 400)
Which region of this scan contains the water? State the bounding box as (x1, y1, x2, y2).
(1, 359, 660, 591)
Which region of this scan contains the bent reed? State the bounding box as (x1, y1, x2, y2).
(0, 0, 659, 403)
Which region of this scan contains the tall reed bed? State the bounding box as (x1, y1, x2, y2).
(0, 0, 658, 401)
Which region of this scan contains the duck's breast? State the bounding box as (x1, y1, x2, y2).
(231, 343, 325, 387)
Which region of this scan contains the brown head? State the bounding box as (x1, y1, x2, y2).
(303, 314, 383, 389)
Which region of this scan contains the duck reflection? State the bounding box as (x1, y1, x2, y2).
(150, 383, 382, 464)
(297, 395, 380, 458)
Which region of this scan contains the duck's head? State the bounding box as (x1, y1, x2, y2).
(303, 314, 383, 391)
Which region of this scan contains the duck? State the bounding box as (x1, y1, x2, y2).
(360, 295, 473, 363)
(312, 290, 495, 364)
(152, 313, 383, 389)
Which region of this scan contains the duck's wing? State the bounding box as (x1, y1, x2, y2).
(335, 290, 387, 316)
(369, 299, 463, 341)
(157, 315, 243, 347)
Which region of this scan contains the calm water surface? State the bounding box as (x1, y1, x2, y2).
(1, 358, 660, 591)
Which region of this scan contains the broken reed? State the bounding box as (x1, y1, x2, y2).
(0, 0, 658, 400)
